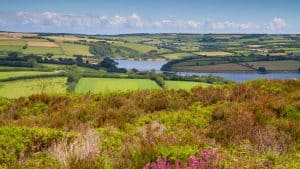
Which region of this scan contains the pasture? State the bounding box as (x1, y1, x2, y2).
(245, 60, 300, 71)
(173, 63, 253, 72)
(194, 51, 233, 56)
(165, 80, 209, 89)
(0, 77, 66, 98)
(0, 71, 57, 80)
(162, 52, 194, 59)
(59, 43, 92, 56)
(111, 42, 169, 54)
(75, 78, 160, 93)
(22, 46, 63, 55)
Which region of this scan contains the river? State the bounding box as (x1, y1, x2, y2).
(115, 59, 300, 82)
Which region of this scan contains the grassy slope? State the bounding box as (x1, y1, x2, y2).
(165, 80, 210, 89)
(0, 71, 56, 80)
(246, 60, 300, 71)
(0, 77, 66, 98)
(75, 78, 160, 93)
(22, 46, 64, 55)
(59, 43, 92, 56)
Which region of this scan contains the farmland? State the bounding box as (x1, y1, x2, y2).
(0, 77, 66, 98)
(165, 80, 209, 89)
(173, 63, 253, 72)
(243, 60, 300, 71)
(0, 32, 300, 65)
(75, 78, 161, 93)
(0, 71, 57, 80)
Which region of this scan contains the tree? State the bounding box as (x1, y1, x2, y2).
(75, 55, 84, 64)
(65, 65, 82, 92)
(27, 58, 39, 68)
(8, 52, 19, 60)
(258, 67, 267, 73)
(99, 57, 118, 69)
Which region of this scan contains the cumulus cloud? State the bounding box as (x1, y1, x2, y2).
(0, 11, 289, 34)
(267, 17, 287, 30)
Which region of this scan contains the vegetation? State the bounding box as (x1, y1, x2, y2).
(75, 78, 161, 93)
(0, 79, 299, 168)
(0, 77, 66, 98)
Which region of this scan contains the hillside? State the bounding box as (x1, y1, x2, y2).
(0, 79, 299, 168)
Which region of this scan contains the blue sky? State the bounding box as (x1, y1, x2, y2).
(0, 0, 299, 34)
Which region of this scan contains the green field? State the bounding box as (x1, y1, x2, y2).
(0, 77, 66, 98)
(0, 71, 57, 80)
(0, 45, 23, 52)
(0, 40, 26, 46)
(23, 46, 63, 55)
(162, 52, 194, 59)
(245, 60, 300, 71)
(112, 42, 169, 54)
(194, 51, 233, 56)
(165, 80, 209, 89)
(75, 78, 160, 93)
(59, 43, 92, 56)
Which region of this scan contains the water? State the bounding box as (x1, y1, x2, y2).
(115, 59, 300, 82)
(115, 59, 167, 71)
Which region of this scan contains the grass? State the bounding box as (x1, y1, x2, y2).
(75, 78, 161, 93)
(0, 71, 57, 80)
(112, 42, 169, 54)
(162, 52, 194, 59)
(23, 46, 64, 55)
(59, 43, 92, 56)
(173, 63, 253, 72)
(0, 77, 66, 98)
(245, 60, 300, 71)
(0, 40, 26, 46)
(0, 45, 23, 52)
(194, 51, 233, 56)
(46, 35, 98, 42)
(165, 81, 210, 89)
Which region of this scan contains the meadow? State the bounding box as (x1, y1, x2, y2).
(244, 60, 300, 71)
(165, 80, 209, 89)
(75, 78, 161, 93)
(0, 77, 66, 98)
(0, 71, 57, 80)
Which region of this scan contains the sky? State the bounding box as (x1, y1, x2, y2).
(0, 0, 299, 34)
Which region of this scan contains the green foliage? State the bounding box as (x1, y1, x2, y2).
(66, 65, 82, 92)
(24, 152, 62, 169)
(0, 79, 299, 168)
(0, 126, 65, 168)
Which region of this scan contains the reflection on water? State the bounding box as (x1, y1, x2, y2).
(115, 59, 300, 82)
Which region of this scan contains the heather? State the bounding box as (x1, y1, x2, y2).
(0, 79, 299, 168)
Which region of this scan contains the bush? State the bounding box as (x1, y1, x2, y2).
(0, 126, 66, 168)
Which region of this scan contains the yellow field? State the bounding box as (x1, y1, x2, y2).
(0, 40, 26, 46)
(46, 35, 99, 42)
(59, 43, 92, 56)
(194, 51, 232, 56)
(27, 42, 59, 47)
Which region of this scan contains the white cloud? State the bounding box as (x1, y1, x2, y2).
(267, 17, 287, 30)
(0, 11, 291, 34)
(239, 22, 260, 30)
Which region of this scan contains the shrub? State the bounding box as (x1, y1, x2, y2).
(143, 149, 225, 169)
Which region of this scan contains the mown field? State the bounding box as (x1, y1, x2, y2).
(0, 74, 212, 98)
(0, 79, 299, 168)
(0, 77, 66, 98)
(0, 71, 57, 80)
(244, 60, 300, 71)
(165, 80, 209, 89)
(75, 78, 161, 93)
